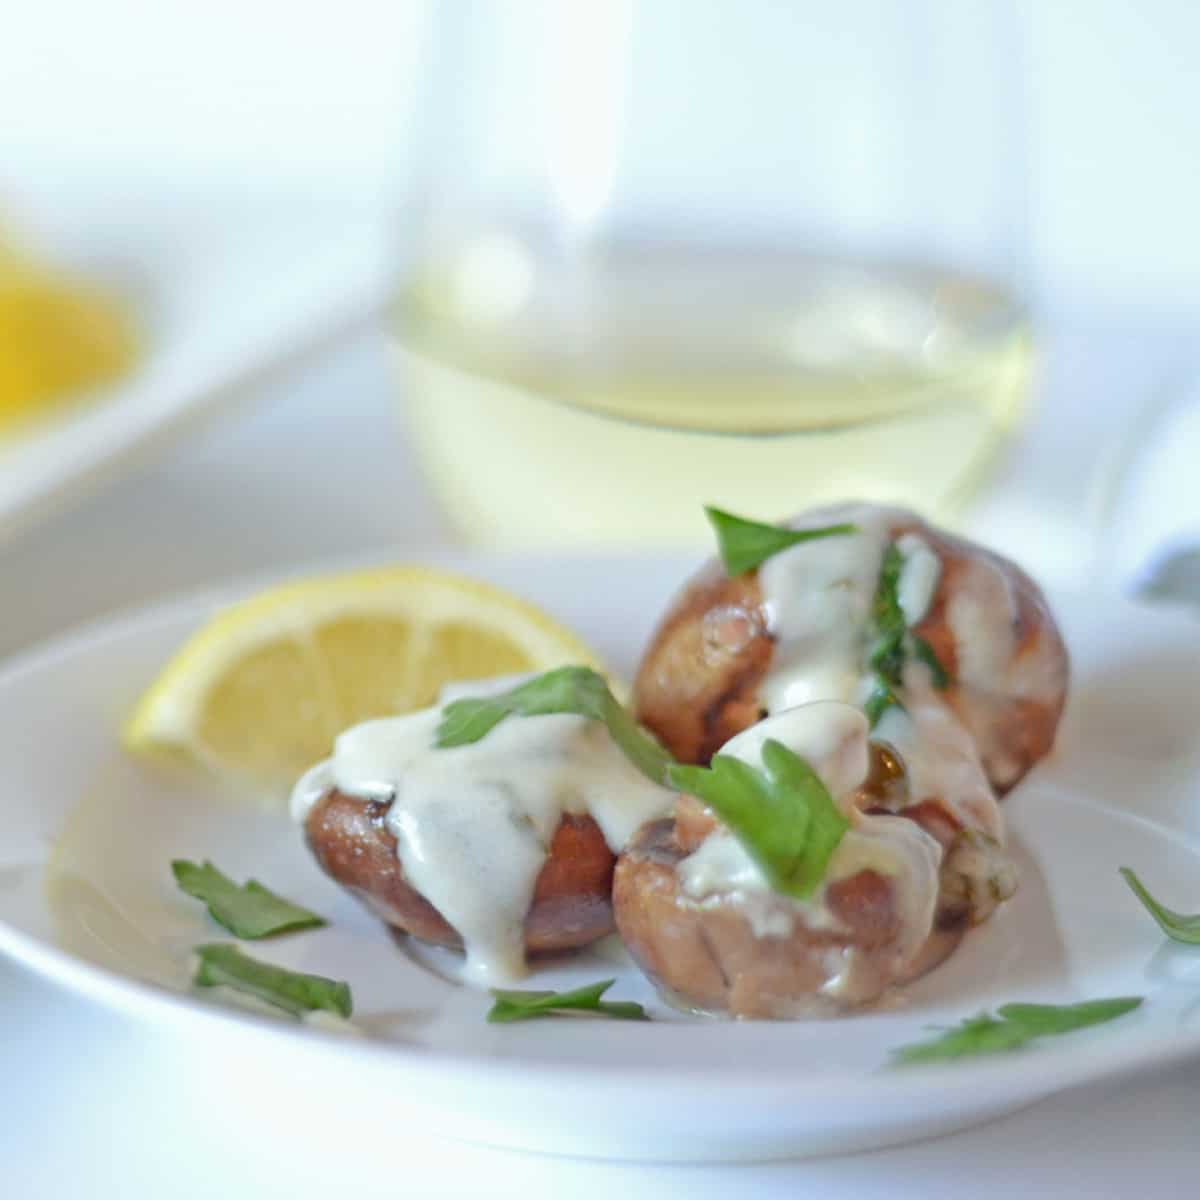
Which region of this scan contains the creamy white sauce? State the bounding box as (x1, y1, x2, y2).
(677, 703, 870, 920)
(727, 503, 1016, 980)
(676, 702, 941, 967)
(758, 505, 893, 712)
(943, 552, 1063, 790)
(758, 512, 944, 714)
(874, 686, 1004, 840)
(944, 549, 1059, 710)
(678, 834, 796, 939)
(946, 556, 1018, 692)
(292, 696, 674, 985)
(819, 812, 941, 998)
(720, 700, 870, 798)
(895, 533, 941, 626)
(756, 506, 1004, 836)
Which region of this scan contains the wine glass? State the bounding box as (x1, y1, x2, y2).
(394, 0, 1032, 548)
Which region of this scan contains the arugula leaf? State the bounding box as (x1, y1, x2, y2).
(192, 943, 352, 1018)
(487, 979, 648, 1023)
(1120, 867, 1200, 944)
(892, 996, 1142, 1064)
(435, 666, 673, 785)
(172, 860, 325, 939)
(703, 506, 858, 576)
(668, 739, 849, 899)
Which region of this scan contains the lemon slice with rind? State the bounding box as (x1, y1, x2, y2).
(123, 566, 602, 783)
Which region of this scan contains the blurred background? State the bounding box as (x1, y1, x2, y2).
(5, 0, 1198, 313)
(1, 0, 1198, 641)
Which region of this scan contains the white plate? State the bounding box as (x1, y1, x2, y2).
(0, 183, 391, 544)
(1, 556, 1198, 1163)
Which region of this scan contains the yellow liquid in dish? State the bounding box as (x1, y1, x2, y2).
(395, 239, 1031, 548)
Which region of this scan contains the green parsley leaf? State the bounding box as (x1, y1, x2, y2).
(995, 997, 1144, 1035)
(866, 542, 908, 728)
(192, 943, 352, 1019)
(911, 635, 950, 690)
(172, 860, 326, 939)
(865, 541, 951, 725)
(668, 739, 849, 899)
(863, 680, 904, 727)
(1120, 867, 1200, 944)
(435, 666, 673, 785)
(703, 506, 858, 576)
(892, 1014, 1032, 1063)
(891, 996, 1142, 1064)
(869, 543, 907, 677)
(487, 979, 649, 1023)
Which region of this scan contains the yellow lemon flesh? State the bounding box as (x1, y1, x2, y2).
(0, 236, 136, 437)
(123, 566, 603, 784)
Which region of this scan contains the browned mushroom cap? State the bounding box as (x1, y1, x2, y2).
(905, 522, 1069, 794)
(632, 507, 1069, 794)
(612, 815, 968, 1018)
(633, 564, 773, 768)
(304, 790, 616, 954)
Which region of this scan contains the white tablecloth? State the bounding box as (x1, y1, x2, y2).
(2, 322, 1196, 1198)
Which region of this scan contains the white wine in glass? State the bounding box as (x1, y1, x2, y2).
(395, 1, 1032, 547)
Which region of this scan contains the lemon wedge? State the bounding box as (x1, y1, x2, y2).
(123, 566, 602, 783)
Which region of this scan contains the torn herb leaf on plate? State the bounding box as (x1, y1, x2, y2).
(172, 859, 326, 939)
(1120, 868, 1200, 944)
(192, 943, 352, 1019)
(487, 979, 648, 1023)
(891, 996, 1142, 1064)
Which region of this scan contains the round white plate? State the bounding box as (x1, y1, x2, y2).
(1, 556, 1198, 1163)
